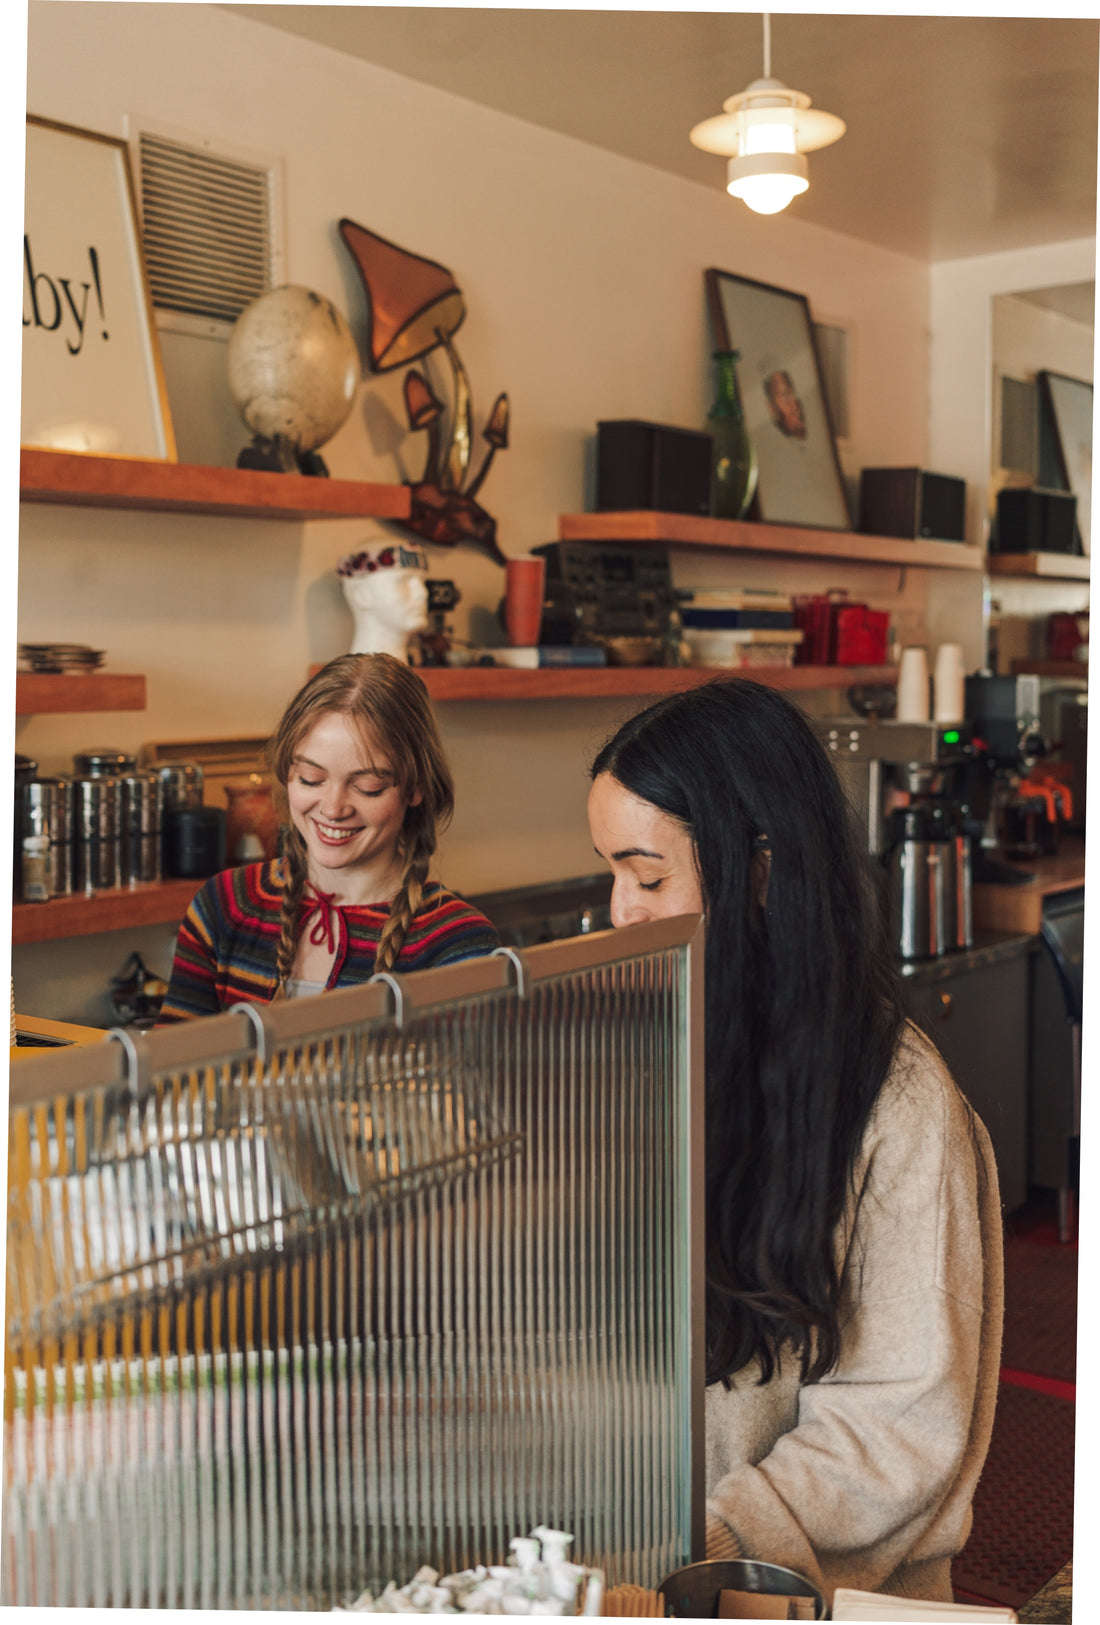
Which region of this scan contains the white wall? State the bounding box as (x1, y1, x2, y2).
(15, 0, 1047, 1021)
(993, 294, 1094, 389)
(929, 239, 1096, 547)
(923, 241, 1095, 671)
(986, 294, 1093, 659)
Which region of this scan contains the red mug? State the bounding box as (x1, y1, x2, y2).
(504, 556, 546, 647)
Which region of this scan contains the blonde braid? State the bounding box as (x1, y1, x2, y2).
(270, 827, 309, 1001)
(374, 829, 432, 975)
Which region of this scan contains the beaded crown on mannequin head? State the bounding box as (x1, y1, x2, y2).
(338, 542, 430, 659)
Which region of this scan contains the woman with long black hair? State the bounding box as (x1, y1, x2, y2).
(587, 679, 1003, 1608)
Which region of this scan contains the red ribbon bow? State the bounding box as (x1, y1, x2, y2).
(298, 886, 339, 954)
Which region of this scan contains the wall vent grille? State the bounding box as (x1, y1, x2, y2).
(813, 321, 850, 442)
(138, 132, 272, 324)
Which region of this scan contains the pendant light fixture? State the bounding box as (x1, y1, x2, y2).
(689, 13, 845, 215)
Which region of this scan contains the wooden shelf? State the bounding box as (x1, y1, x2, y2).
(987, 552, 1091, 581)
(558, 511, 984, 571)
(1008, 659, 1089, 679)
(12, 877, 199, 946)
(16, 672, 147, 714)
(416, 663, 897, 701)
(19, 448, 411, 523)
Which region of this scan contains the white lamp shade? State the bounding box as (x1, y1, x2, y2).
(742, 109, 798, 157)
(690, 98, 845, 158)
(689, 68, 844, 217)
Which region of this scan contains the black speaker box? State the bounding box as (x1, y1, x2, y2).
(993, 486, 1080, 555)
(858, 467, 966, 541)
(596, 419, 713, 516)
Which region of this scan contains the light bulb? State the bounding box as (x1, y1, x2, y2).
(729, 172, 809, 214)
(726, 150, 809, 215)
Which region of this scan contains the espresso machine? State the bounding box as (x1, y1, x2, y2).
(821, 674, 1053, 960)
(961, 673, 1052, 868)
(820, 716, 977, 960)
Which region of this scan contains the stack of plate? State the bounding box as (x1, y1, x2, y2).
(18, 643, 106, 674)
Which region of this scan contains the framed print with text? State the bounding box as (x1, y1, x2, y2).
(22, 115, 177, 460)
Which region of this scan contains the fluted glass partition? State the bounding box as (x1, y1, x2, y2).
(4, 917, 705, 1608)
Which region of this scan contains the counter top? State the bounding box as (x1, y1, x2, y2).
(899, 930, 1035, 983)
(11, 1012, 105, 1064)
(972, 838, 1086, 937)
(1018, 1559, 1072, 1623)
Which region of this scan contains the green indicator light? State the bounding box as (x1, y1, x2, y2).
(943, 730, 961, 744)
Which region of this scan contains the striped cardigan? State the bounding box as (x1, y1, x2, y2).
(157, 860, 500, 1023)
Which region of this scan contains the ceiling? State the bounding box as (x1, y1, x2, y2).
(224, 7, 1099, 267)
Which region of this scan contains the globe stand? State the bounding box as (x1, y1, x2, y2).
(236, 433, 331, 478)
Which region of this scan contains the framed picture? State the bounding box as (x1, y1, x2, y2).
(705, 268, 850, 529)
(1038, 370, 1091, 556)
(21, 114, 177, 460)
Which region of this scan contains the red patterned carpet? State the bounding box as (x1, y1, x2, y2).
(952, 1193, 1077, 1612)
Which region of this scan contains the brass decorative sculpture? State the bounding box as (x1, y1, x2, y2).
(340, 218, 509, 565)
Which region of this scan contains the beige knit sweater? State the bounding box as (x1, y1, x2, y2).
(704, 1023, 1004, 1608)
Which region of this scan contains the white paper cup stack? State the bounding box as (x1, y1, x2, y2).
(933, 643, 966, 723)
(896, 647, 930, 722)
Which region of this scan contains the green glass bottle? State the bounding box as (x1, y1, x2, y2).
(708, 349, 758, 520)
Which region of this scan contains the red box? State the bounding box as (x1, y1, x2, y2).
(834, 605, 890, 665)
(792, 591, 845, 664)
(792, 592, 889, 666)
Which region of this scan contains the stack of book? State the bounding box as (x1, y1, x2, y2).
(677, 589, 802, 669)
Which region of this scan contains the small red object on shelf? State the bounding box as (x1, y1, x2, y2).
(792, 590, 845, 663)
(792, 590, 890, 666)
(1047, 610, 1088, 661)
(835, 604, 890, 665)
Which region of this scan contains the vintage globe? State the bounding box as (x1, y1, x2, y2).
(226, 285, 360, 453)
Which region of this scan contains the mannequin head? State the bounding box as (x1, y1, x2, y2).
(338, 541, 430, 660)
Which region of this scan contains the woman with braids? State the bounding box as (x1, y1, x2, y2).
(158, 654, 498, 1022)
(587, 680, 1003, 1609)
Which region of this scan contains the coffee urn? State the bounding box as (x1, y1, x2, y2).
(932, 801, 973, 953)
(820, 717, 975, 961)
(883, 805, 946, 960)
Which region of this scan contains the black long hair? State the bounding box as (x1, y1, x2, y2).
(591, 680, 906, 1387)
